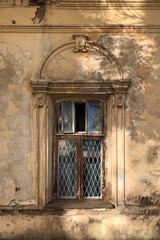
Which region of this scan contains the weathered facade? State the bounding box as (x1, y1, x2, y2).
(0, 0, 160, 239)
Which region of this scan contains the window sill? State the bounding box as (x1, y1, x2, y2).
(46, 200, 114, 210)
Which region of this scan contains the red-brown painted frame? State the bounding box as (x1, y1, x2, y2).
(54, 135, 105, 200)
(53, 100, 106, 201)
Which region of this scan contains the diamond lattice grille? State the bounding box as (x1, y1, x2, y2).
(58, 140, 76, 198)
(83, 140, 101, 198)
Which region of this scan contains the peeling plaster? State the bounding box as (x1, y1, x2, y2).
(0, 27, 160, 208)
(31, 6, 46, 24)
(146, 145, 160, 164)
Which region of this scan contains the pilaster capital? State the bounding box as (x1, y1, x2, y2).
(112, 93, 126, 108)
(35, 93, 48, 108)
(30, 79, 49, 107)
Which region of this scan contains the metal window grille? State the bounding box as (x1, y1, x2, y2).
(58, 139, 76, 198)
(83, 140, 102, 198)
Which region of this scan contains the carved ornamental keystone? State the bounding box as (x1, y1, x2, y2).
(73, 35, 89, 53)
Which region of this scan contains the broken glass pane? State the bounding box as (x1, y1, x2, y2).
(88, 103, 102, 133)
(63, 102, 73, 132)
(58, 139, 76, 198)
(83, 140, 101, 198)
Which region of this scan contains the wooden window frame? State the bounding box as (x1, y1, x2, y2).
(53, 100, 105, 201)
(56, 100, 104, 135)
(54, 135, 105, 201)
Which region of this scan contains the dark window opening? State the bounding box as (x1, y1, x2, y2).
(75, 103, 85, 132)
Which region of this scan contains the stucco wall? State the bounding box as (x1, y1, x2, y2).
(0, 2, 160, 239)
(0, 5, 160, 240)
(0, 207, 160, 240)
(1, 29, 160, 206)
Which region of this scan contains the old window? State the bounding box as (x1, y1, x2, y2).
(57, 101, 102, 134)
(54, 101, 104, 200)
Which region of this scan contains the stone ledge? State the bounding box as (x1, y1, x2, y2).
(0, 205, 159, 216)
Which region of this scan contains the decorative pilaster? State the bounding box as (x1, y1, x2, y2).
(112, 93, 126, 205)
(34, 92, 48, 207)
(31, 80, 52, 207)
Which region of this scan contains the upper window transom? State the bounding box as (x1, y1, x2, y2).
(57, 101, 102, 134)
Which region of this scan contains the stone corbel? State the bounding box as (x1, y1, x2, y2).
(30, 80, 50, 108)
(112, 93, 127, 108)
(35, 93, 47, 108)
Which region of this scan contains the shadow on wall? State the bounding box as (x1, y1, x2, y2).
(31, 0, 153, 25)
(37, 0, 160, 205)
(48, 0, 160, 206)
(55, 0, 151, 25)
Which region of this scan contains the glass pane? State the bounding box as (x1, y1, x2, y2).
(58, 102, 62, 133)
(88, 103, 102, 133)
(58, 139, 76, 198)
(83, 140, 101, 198)
(63, 102, 73, 132)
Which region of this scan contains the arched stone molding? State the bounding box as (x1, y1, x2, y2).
(39, 36, 124, 81)
(31, 36, 130, 207)
(39, 41, 74, 79)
